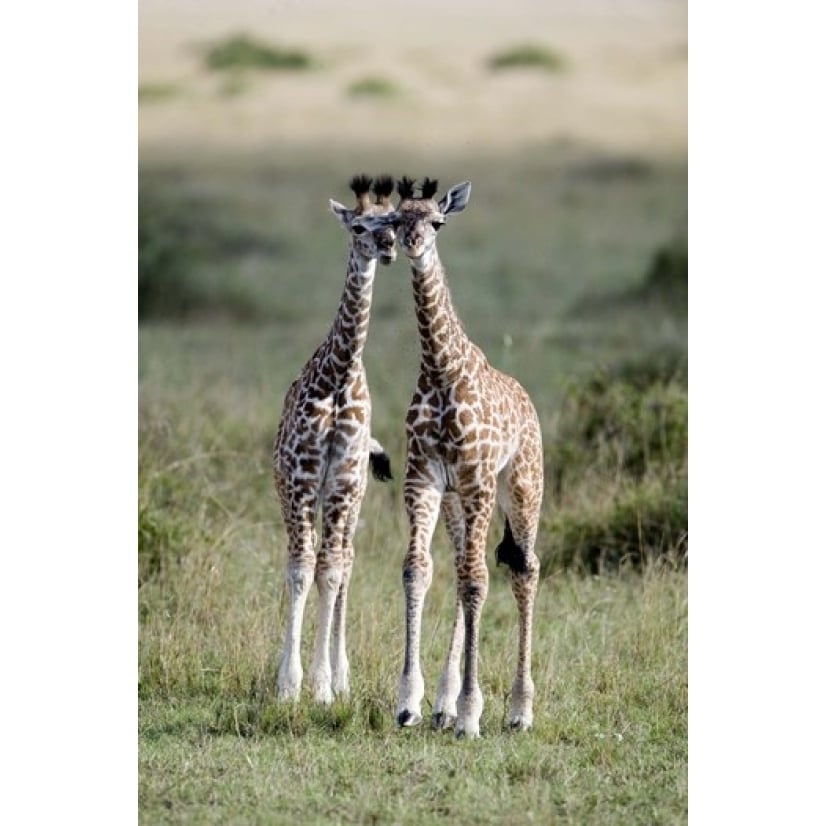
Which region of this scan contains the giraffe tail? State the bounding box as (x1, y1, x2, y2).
(494, 518, 529, 574)
(368, 437, 393, 482)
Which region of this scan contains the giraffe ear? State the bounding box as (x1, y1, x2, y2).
(438, 181, 471, 217)
(329, 199, 354, 229)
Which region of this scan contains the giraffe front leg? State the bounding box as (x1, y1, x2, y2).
(455, 495, 495, 740)
(432, 492, 465, 730)
(309, 559, 342, 705)
(454, 568, 488, 739)
(397, 481, 441, 728)
(277, 539, 316, 701)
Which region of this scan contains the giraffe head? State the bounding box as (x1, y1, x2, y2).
(329, 174, 398, 266)
(391, 176, 472, 265)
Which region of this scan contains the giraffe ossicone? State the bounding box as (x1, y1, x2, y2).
(272, 174, 395, 705)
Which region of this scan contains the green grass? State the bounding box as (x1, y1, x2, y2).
(139, 143, 687, 823)
(488, 44, 567, 72)
(203, 34, 314, 72)
(140, 567, 686, 824)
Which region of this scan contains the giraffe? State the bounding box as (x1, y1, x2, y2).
(358, 176, 544, 738)
(272, 174, 395, 704)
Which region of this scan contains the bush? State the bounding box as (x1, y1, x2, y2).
(347, 76, 400, 98)
(568, 235, 687, 319)
(542, 354, 687, 572)
(138, 83, 179, 103)
(642, 236, 687, 304)
(138, 184, 282, 321)
(488, 44, 566, 72)
(542, 480, 687, 574)
(204, 35, 313, 72)
(138, 190, 206, 320)
(550, 353, 687, 488)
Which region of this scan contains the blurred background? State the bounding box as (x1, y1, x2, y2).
(139, 0, 687, 573)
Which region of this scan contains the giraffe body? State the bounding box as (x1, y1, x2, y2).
(272, 176, 395, 703)
(360, 177, 543, 738)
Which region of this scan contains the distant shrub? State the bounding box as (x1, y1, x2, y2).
(488, 44, 566, 72)
(568, 156, 652, 182)
(543, 479, 687, 574)
(570, 234, 688, 318)
(204, 34, 312, 71)
(138, 83, 179, 103)
(643, 236, 688, 300)
(347, 76, 400, 98)
(542, 355, 687, 572)
(550, 355, 687, 486)
(138, 184, 282, 321)
(138, 191, 206, 320)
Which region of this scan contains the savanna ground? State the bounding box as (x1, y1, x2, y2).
(139, 2, 687, 823)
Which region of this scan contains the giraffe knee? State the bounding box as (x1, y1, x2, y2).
(286, 565, 313, 597)
(403, 561, 432, 592)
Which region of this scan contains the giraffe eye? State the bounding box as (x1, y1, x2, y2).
(431, 221, 445, 231)
(352, 225, 367, 235)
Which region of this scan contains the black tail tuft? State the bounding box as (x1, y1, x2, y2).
(495, 518, 529, 574)
(369, 451, 393, 482)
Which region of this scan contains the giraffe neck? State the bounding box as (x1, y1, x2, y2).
(321, 245, 377, 379)
(409, 246, 470, 383)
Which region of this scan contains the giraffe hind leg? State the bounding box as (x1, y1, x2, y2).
(499, 512, 540, 732)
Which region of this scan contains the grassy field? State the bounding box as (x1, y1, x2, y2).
(139, 1, 686, 821)
(138, 142, 686, 824)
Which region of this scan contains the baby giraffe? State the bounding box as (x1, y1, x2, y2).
(360, 177, 544, 738)
(272, 175, 395, 704)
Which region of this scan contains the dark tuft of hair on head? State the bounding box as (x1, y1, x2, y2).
(397, 176, 417, 200)
(420, 177, 439, 200)
(372, 174, 395, 204)
(349, 174, 373, 198)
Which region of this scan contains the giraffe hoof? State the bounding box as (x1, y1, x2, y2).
(508, 716, 533, 732)
(455, 727, 481, 741)
(431, 712, 457, 731)
(396, 709, 422, 728)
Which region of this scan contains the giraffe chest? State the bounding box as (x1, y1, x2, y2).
(279, 369, 371, 458)
(406, 382, 517, 474)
